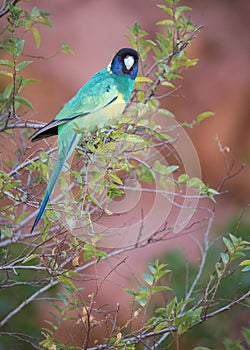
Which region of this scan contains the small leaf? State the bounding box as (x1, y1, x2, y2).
(220, 252, 229, 265)
(196, 111, 214, 122)
(142, 273, 154, 286)
(32, 27, 41, 47)
(241, 266, 250, 272)
(156, 20, 174, 26)
(0, 70, 13, 77)
(157, 5, 173, 16)
(178, 174, 189, 183)
(61, 41, 74, 55)
(57, 275, 77, 290)
(135, 76, 153, 83)
(240, 259, 250, 267)
(50, 311, 61, 324)
(13, 38, 25, 59)
(154, 321, 169, 332)
(58, 293, 68, 305)
(16, 60, 32, 72)
(124, 288, 137, 296)
(167, 165, 179, 174)
(174, 6, 192, 20)
(53, 304, 64, 315)
(161, 81, 175, 88)
(223, 237, 234, 254)
(14, 95, 34, 109)
(242, 327, 250, 346)
(136, 297, 148, 307)
(0, 59, 14, 68)
(152, 285, 172, 293)
(22, 254, 37, 264)
(187, 177, 203, 188)
(44, 320, 58, 330)
(109, 171, 123, 185)
(215, 262, 223, 277)
(223, 337, 244, 350)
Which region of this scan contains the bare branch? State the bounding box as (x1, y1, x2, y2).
(0, 0, 21, 18)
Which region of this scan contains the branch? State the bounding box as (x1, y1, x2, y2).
(87, 289, 250, 349)
(0, 0, 21, 18)
(0, 278, 58, 328)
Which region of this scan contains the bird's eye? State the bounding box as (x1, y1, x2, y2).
(124, 55, 134, 70)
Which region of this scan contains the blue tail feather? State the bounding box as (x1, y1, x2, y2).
(30, 133, 77, 233)
(30, 191, 50, 233)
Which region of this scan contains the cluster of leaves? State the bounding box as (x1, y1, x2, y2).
(111, 233, 249, 348)
(126, 2, 201, 106)
(0, 4, 52, 114)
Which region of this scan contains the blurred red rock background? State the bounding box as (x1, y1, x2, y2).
(21, 0, 249, 201)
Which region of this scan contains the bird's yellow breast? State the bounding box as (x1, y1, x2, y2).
(72, 92, 126, 134)
(102, 92, 125, 119)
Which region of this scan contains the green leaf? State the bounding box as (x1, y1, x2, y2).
(223, 237, 234, 254)
(32, 27, 41, 48)
(156, 20, 174, 26)
(223, 337, 244, 350)
(124, 288, 137, 296)
(148, 263, 157, 275)
(239, 259, 250, 267)
(44, 320, 58, 330)
(50, 311, 61, 324)
(0, 59, 14, 68)
(13, 38, 25, 59)
(31, 6, 52, 27)
(220, 252, 229, 265)
(196, 111, 214, 122)
(57, 276, 78, 290)
(61, 41, 74, 55)
(136, 297, 148, 307)
(109, 171, 123, 185)
(152, 285, 172, 293)
(135, 76, 153, 83)
(167, 165, 179, 174)
(215, 262, 223, 277)
(241, 266, 250, 272)
(57, 293, 68, 305)
(242, 327, 250, 346)
(0, 70, 13, 77)
(19, 78, 39, 89)
(14, 95, 34, 109)
(187, 177, 203, 188)
(161, 81, 175, 88)
(22, 254, 37, 264)
(157, 5, 173, 16)
(178, 174, 189, 183)
(154, 270, 171, 279)
(83, 243, 95, 261)
(53, 304, 64, 315)
(142, 273, 154, 286)
(154, 321, 170, 332)
(174, 6, 192, 20)
(16, 60, 32, 72)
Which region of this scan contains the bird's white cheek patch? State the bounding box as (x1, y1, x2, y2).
(124, 55, 134, 70)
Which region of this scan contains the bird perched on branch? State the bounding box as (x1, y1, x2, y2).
(30, 48, 139, 232)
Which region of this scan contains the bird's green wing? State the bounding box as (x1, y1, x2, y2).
(31, 69, 121, 142)
(56, 69, 120, 119)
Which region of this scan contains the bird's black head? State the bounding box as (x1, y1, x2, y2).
(111, 48, 139, 80)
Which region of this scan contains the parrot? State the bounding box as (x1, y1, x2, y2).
(30, 48, 139, 233)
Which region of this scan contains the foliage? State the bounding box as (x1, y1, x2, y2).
(0, 0, 249, 349)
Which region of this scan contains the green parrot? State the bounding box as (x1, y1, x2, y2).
(30, 48, 139, 233)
